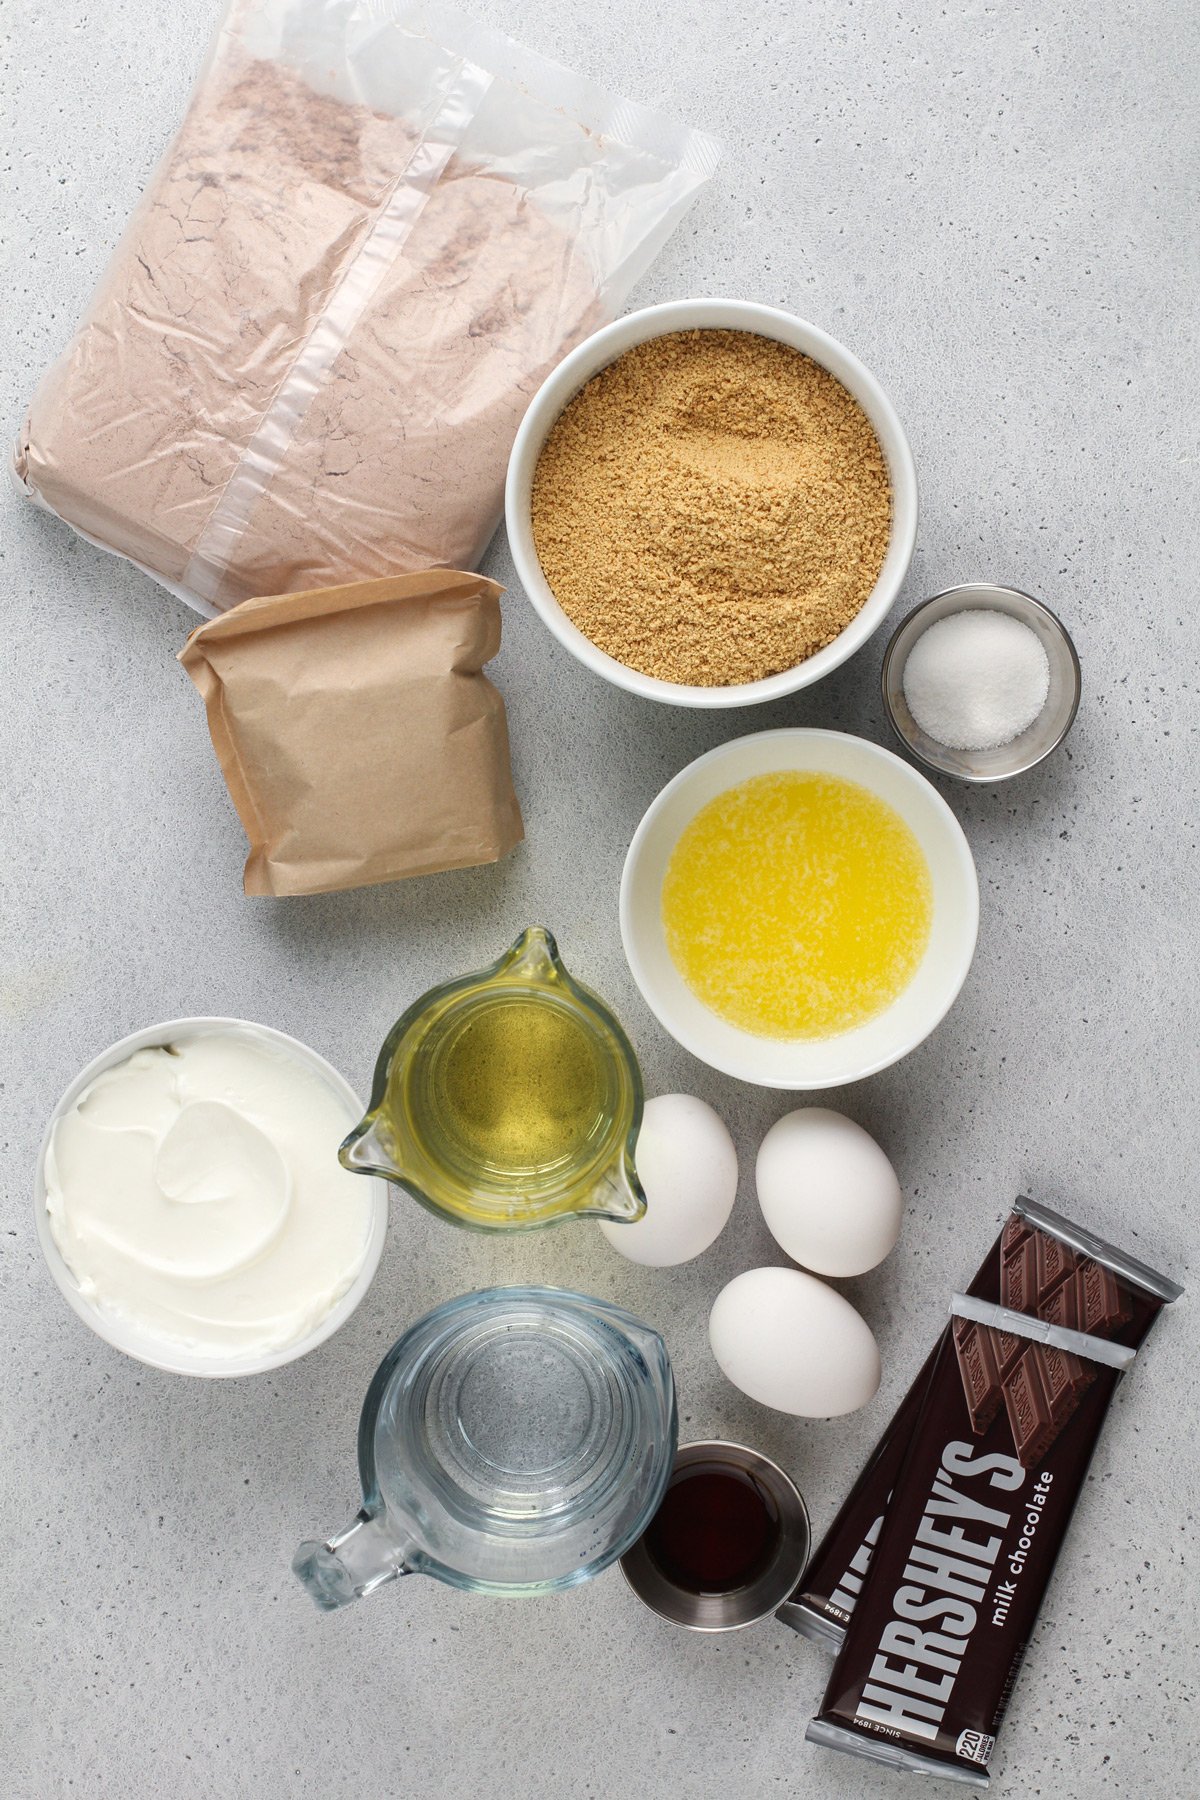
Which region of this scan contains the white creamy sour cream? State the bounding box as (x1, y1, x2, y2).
(45, 1029, 376, 1358)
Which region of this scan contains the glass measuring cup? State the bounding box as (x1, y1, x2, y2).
(294, 1287, 678, 1604)
(339, 927, 646, 1231)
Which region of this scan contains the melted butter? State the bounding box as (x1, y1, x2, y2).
(661, 771, 933, 1039)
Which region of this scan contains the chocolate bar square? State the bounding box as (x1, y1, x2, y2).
(1002, 1349, 1059, 1467)
(1076, 1258, 1130, 1336)
(954, 1318, 1003, 1434)
(1042, 1279, 1078, 1332)
(1035, 1230, 1078, 1300)
(1038, 1342, 1093, 1414)
(993, 1328, 1025, 1379)
(1000, 1236, 1036, 1314)
(1002, 1214, 1034, 1256)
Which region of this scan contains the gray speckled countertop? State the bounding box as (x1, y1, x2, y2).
(4, 2, 1198, 1794)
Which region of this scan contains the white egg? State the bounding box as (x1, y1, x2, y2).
(708, 1266, 881, 1417)
(598, 1094, 737, 1267)
(755, 1107, 902, 1278)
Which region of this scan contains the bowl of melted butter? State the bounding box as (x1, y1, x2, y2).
(620, 730, 978, 1087)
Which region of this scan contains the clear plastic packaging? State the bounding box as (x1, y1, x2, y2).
(14, 0, 720, 614)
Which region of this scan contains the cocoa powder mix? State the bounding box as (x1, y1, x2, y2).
(530, 330, 892, 687)
(16, 58, 598, 611)
(15, 3, 719, 612)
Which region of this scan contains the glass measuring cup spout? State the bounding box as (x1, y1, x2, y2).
(339, 927, 646, 1232)
(293, 1287, 678, 1607)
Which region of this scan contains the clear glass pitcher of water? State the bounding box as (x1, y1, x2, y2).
(294, 1287, 677, 1604)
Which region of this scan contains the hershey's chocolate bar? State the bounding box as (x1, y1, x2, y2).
(805, 1205, 1180, 1786)
(777, 1229, 1004, 1649)
(778, 1198, 1146, 1651)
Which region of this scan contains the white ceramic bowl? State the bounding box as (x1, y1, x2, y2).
(620, 730, 979, 1087)
(505, 298, 918, 708)
(33, 1018, 388, 1378)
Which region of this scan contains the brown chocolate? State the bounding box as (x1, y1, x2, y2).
(1077, 1257, 1129, 1335)
(1002, 1346, 1061, 1465)
(805, 1205, 1180, 1786)
(1000, 1235, 1036, 1313)
(784, 1202, 1177, 1661)
(953, 1318, 1003, 1433)
(1001, 1213, 1033, 1255)
(1042, 1278, 1078, 1332)
(958, 1321, 1096, 1467)
(1039, 1341, 1092, 1413)
(1035, 1229, 1077, 1298)
(992, 1326, 1026, 1378)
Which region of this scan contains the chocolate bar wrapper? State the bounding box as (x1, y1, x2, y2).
(777, 1240, 996, 1649)
(777, 1196, 1164, 1650)
(805, 1204, 1180, 1786)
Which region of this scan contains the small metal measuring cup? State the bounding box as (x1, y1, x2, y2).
(880, 582, 1082, 782)
(619, 1440, 810, 1632)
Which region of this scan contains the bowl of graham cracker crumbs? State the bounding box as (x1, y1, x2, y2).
(505, 299, 917, 707)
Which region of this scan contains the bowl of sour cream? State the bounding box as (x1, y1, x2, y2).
(34, 1018, 388, 1377)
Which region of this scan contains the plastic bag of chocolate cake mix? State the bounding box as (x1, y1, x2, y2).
(14, 0, 720, 614)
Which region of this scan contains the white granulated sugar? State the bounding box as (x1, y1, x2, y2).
(902, 609, 1051, 751)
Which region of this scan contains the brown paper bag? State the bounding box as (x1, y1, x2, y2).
(178, 570, 523, 896)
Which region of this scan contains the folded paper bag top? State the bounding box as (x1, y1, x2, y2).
(178, 570, 523, 897)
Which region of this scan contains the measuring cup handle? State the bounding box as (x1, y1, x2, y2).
(292, 1507, 411, 1611)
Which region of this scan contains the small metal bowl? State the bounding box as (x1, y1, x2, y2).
(881, 583, 1081, 782)
(619, 1440, 810, 1632)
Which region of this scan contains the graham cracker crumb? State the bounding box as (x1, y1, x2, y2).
(530, 329, 892, 686)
